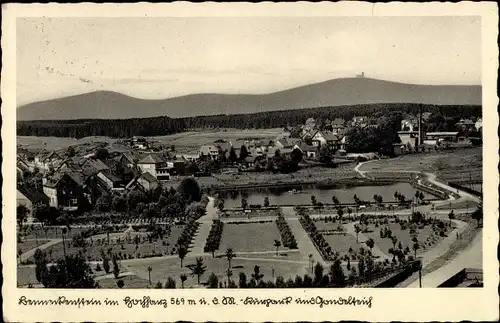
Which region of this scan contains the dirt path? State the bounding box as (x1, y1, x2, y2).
(19, 239, 62, 262)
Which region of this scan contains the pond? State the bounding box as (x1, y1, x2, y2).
(219, 182, 435, 208)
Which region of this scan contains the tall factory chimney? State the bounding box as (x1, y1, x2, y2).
(418, 104, 423, 147)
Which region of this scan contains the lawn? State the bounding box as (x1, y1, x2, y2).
(218, 222, 285, 252)
(361, 147, 482, 179)
(17, 135, 118, 151)
(365, 222, 451, 257)
(97, 274, 150, 289)
(22, 226, 106, 240)
(314, 221, 364, 256)
(17, 239, 51, 254)
(26, 226, 186, 263)
(124, 255, 309, 288)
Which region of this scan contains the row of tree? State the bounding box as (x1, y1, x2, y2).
(17, 103, 480, 139)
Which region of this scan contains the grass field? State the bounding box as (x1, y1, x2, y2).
(218, 222, 285, 252)
(361, 147, 482, 181)
(365, 223, 451, 256)
(17, 135, 118, 151)
(149, 128, 286, 154)
(214, 163, 359, 187)
(17, 239, 51, 254)
(124, 255, 308, 288)
(97, 274, 150, 289)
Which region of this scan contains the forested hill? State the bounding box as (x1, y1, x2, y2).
(17, 77, 482, 120)
(17, 103, 482, 138)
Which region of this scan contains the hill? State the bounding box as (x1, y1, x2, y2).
(17, 78, 482, 120)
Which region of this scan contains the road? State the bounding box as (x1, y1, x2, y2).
(408, 231, 482, 288)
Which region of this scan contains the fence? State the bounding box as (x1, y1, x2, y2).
(437, 268, 483, 287)
(448, 182, 482, 198)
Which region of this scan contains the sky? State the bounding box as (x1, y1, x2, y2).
(16, 16, 481, 106)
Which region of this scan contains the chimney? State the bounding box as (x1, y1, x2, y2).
(418, 104, 423, 147)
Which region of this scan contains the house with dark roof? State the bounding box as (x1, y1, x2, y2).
(296, 143, 318, 159)
(17, 185, 50, 219)
(34, 150, 63, 171)
(311, 131, 342, 150)
(42, 172, 87, 210)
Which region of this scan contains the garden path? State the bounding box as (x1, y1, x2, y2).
(282, 207, 326, 267)
(190, 197, 217, 255)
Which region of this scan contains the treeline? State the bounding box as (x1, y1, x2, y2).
(17, 103, 481, 138)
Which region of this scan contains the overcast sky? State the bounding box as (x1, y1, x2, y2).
(16, 16, 481, 106)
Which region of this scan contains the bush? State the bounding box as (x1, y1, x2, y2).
(95, 263, 102, 272)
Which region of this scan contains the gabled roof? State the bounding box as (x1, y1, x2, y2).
(331, 118, 345, 126)
(298, 143, 318, 152)
(140, 172, 158, 183)
(100, 170, 122, 183)
(200, 144, 219, 152)
(138, 154, 166, 164)
(322, 132, 342, 142)
(17, 185, 49, 204)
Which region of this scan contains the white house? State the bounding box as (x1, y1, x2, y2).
(137, 154, 167, 177)
(199, 145, 219, 159)
(475, 118, 482, 131)
(34, 150, 63, 172)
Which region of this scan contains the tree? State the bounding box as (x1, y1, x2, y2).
(67, 146, 76, 157)
(112, 254, 120, 279)
(239, 145, 249, 161)
(40, 253, 97, 288)
(61, 227, 68, 259)
(116, 279, 125, 288)
(290, 148, 303, 164)
(217, 199, 225, 213)
(354, 224, 362, 243)
(329, 259, 346, 287)
(264, 197, 270, 208)
(147, 266, 152, 285)
(471, 204, 483, 228)
(190, 257, 207, 285)
(154, 281, 163, 289)
(94, 148, 109, 160)
(337, 207, 344, 224)
(448, 210, 455, 225)
(225, 248, 236, 270)
(34, 249, 49, 283)
(366, 238, 375, 254)
(332, 195, 340, 206)
(313, 262, 324, 286)
(180, 274, 187, 288)
(178, 177, 202, 202)
(112, 196, 127, 213)
(412, 241, 420, 258)
(165, 277, 176, 289)
(178, 247, 187, 267)
(208, 272, 219, 288)
(17, 204, 29, 232)
(274, 240, 282, 256)
(241, 198, 248, 210)
(229, 147, 238, 163)
(96, 194, 112, 212)
(251, 265, 264, 284)
(310, 195, 317, 206)
(239, 272, 248, 288)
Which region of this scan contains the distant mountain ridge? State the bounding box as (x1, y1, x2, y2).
(17, 77, 482, 121)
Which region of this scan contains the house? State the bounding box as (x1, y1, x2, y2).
(131, 136, 148, 150)
(296, 143, 318, 159)
(351, 116, 368, 127)
(17, 157, 32, 175)
(97, 170, 126, 190)
(137, 154, 167, 177)
(17, 185, 50, 220)
(311, 131, 342, 150)
(127, 172, 159, 191)
(398, 131, 420, 152)
(34, 150, 63, 171)
(392, 143, 406, 156)
(425, 132, 459, 143)
(177, 154, 199, 162)
(421, 112, 433, 121)
(475, 118, 482, 132)
(43, 172, 87, 210)
(275, 138, 295, 150)
(456, 119, 475, 131)
(401, 119, 419, 132)
(199, 145, 220, 160)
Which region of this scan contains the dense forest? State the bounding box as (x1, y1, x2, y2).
(17, 103, 482, 139)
